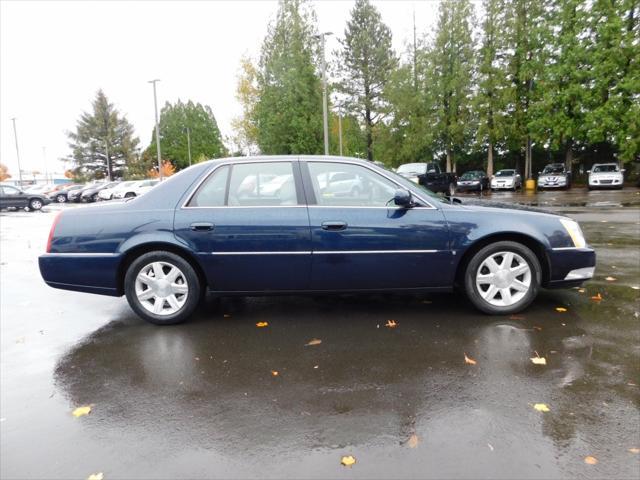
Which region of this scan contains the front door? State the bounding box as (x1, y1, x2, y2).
(174, 159, 312, 292)
(301, 159, 452, 291)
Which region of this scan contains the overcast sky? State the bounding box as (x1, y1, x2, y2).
(0, 0, 455, 176)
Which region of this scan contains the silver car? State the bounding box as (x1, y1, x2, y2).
(490, 170, 522, 191)
(588, 163, 624, 190)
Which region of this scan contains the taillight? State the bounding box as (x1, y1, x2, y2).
(46, 212, 62, 253)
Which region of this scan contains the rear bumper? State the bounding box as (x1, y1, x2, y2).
(39, 253, 122, 296)
(544, 247, 596, 288)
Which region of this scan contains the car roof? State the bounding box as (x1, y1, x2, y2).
(203, 155, 379, 167)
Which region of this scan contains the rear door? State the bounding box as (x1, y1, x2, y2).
(174, 159, 312, 292)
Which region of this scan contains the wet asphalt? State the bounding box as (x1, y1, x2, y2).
(1, 188, 639, 479)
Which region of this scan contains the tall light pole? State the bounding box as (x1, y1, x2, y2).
(10, 118, 24, 186)
(148, 79, 163, 181)
(315, 32, 333, 156)
(42, 147, 49, 184)
(338, 110, 343, 156)
(185, 127, 192, 166)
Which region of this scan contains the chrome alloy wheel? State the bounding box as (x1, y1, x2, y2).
(475, 251, 531, 307)
(135, 262, 189, 315)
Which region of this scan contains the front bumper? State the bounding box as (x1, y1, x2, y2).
(544, 247, 596, 288)
(589, 177, 623, 188)
(457, 183, 482, 192)
(491, 183, 514, 190)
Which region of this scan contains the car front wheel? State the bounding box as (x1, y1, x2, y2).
(56, 194, 67, 203)
(124, 251, 202, 325)
(464, 241, 541, 315)
(29, 198, 43, 211)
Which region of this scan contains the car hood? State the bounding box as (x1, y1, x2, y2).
(449, 197, 559, 216)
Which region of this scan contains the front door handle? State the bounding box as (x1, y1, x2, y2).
(190, 222, 214, 232)
(321, 221, 347, 231)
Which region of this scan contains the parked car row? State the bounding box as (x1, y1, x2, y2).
(51, 179, 160, 203)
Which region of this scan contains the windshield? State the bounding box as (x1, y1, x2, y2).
(592, 164, 619, 173)
(397, 163, 427, 174)
(495, 170, 515, 177)
(542, 165, 565, 174)
(461, 172, 482, 180)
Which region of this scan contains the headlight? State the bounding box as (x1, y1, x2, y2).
(471, 180, 479, 185)
(559, 218, 586, 248)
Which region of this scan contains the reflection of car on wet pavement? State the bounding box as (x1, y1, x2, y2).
(39, 156, 596, 325)
(490, 169, 522, 191)
(588, 163, 625, 190)
(456, 170, 490, 192)
(0, 184, 52, 211)
(538, 163, 572, 190)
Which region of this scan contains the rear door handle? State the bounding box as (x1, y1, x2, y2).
(190, 222, 214, 231)
(321, 221, 347, 231)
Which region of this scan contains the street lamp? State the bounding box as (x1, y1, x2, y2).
(184, 127, 192, 166)
(314, 32, 333, 156)
(148, 79, 163, 181)
(10, 118, 24, 186)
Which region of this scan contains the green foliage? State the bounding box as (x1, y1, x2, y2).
(145, 100, 227, 170)
(66, 90, 139, 180)
(252, 0, 324, 155)
(335, 0, 397, 161)
(429, 0, 476, 172)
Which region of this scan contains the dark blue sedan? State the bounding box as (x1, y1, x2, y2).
(39, 156, 595, 325)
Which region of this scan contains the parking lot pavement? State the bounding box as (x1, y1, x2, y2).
(1, 189, 639, 479)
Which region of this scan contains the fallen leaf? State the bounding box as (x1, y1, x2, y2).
(271, 370, 279, 377)
(631, 286, 640, 290)
(605, 276, 616, 282)
(584, 456, 598, 465)
(534, 403, 550, 412)
(591, 293, 603, 302)
(407, 434, 419, 448)
(385, 320, 397, 328)
(313, 365, 319, 369)
(464, 353, 477, 365)
(256, 322, 268, 327)
(629, 448, 640, 454)
(533, 326, 543, 331)
(530, 355, 547, 365)
(555, 307, 567, 313)
(87, 474, 104, 480)
(72, 406, 92, 417)
(341, 455, 356, 467)
(305, 338, 322, 346)
(578, 288, 585, 293)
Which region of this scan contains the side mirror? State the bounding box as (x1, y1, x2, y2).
(393, 189, 413, 207)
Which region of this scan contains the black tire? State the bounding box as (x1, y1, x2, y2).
(91, 193, 99, 202)
(29, 198, 43, 211)
(124, 192, 135, 198)
(56, 194, 67, 203)
(464, 241, 541, 315)
(124, 251, 202, 325)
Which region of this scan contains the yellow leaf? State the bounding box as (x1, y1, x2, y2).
(591, 293, 603, 302)
(72, 406, 91, 417)
(534, 403, 550, 412)
(271, 370, 279, 377)
(605, 276, 616, 282)
(340, 455, 356, 467)
(555, 307, 567, 313)
(385, 320, 397, 328)
(584, 456, 598, 465)
(629, 448, 640, 454)
(530, 356, 547, 365)
(464, 353, 477, 365)
(256, 322, 268, 327)
(407, 434, 419, 448)
(305, 338, 322, 346)
(87, 474, 104, 480)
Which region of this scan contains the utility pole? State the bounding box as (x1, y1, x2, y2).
(316, 32, 333, 155)
(11, 118, 24, 186)
(338, 110, 343, 156)
(413, 7, 418, 91)
(186, 127, 192, 166)
(148, 79, 163, 180)
(42, 147, 49, 184)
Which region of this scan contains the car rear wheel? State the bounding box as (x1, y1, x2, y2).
(29, 198, 43, 211)
(124, 192, 135, 198)
(464, 241, 541, 315)
(124, 251, 201, 325)
(56, 194, 67, 203)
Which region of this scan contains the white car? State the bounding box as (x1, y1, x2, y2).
(113, 180, 159, 199)
(588, 163, 624, 190)
(98, 181, 138, 201)
(491, 169, 522, 191)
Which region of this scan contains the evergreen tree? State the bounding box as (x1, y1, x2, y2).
(145, 100, 227, 170)
(335, 0, 397, 162)
(430, 0, 476, 172)
(253, 0, 323, 155)
(475, 0, 509, 176)
(66, 90, 139, 180)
